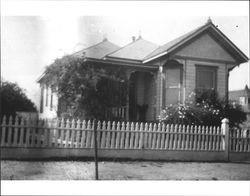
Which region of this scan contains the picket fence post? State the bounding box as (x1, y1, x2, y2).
(221, 118, 229, 161)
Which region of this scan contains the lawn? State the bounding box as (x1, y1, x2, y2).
(1, 160, 250, 180)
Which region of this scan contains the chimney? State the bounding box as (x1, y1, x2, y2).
(132, 36, 136, 42)
(207, 16, 213, 24)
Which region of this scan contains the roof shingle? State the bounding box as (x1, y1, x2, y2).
(107, 37, 159, 61)
(73, 39, 120, 59)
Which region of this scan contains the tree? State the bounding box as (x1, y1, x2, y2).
(43, 55, 128, 120)
(159, 89, 246, 127)
(0, 80, 37, 118)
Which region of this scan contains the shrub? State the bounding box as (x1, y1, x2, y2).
(159, 90, 246, 127)
(0, 80, 37, 118)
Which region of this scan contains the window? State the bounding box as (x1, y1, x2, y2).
(196, 65, 217, 90)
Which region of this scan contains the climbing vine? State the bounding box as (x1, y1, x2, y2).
(43, 55, 128, 119)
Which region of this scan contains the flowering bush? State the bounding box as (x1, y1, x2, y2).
(159, 90, 246, 127)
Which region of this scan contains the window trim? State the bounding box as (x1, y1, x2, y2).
(195, 64, 218, 91)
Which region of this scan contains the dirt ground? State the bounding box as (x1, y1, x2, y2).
(1, 160, 250, 180)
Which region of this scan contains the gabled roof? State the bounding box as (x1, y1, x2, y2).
(73, 39, 120, 59)
(143, 20, 249, 64)
(106, 37, 159, 61)
(229, 85, 250, 100)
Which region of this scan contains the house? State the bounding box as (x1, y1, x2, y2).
(229, 85, 250, 126)
(38, 18, 248, 121)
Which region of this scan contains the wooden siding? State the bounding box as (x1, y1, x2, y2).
(39, 84, 58, 119)
(176, 33, 236, 63)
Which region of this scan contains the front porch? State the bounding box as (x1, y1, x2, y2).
(104, 70, 156, 122)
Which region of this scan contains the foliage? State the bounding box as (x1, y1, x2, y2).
(43, 55, 128, 119)
(159, 89, 246, 127)
(0, 80, 37, 118)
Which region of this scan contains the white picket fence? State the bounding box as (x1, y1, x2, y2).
(0, 116, 250, 152)
(230, 128, 250, 152)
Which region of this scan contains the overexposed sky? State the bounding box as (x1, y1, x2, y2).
(1, 1, 249, 107)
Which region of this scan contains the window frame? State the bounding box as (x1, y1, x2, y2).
(195, 64, 218, 91)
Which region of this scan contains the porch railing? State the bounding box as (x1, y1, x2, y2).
(104, 106, 127, 121)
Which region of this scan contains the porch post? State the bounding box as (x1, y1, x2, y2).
(125, 71, 131, 121)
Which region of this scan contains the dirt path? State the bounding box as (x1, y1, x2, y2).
(1, 161, 250, 180)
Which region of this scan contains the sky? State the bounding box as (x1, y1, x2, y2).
(1, 1, 249, 108)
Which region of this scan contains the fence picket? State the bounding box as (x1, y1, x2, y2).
(65, 119, 70, 148)
(86, 120, 92, 148)
(176, 124, 180, 150)
(204, 126, 208, 150)
(220, 127, 224, 151)
(148, 123, 153, 149)
(144, 123, 148, 149)
(7, 116, 13, 147)
(238, 129, 243, 152)
(197, 125, 201, 150)
(97, 121, 101, 148)
(111, 122, 116, 148)
(129, 122, 135, 149)
(31, 119, 37, 147)
(213, 126, 217, 151)
(81, 120, 86, 148)
(208, 126, 212, 151)
(90, 120, 95, 148)
(19, 118, 25, 147)
(25, 118, 31, 147)
(70, 119, 76, 148)
(168, 124, 173, 150)
(43, 121, 48, 148)
(185, 125, 189, 150)
(115, 122, 121, 149)
(1, 116, 7, 147)
(100, 121, 106, 148)
(75, 119, 81, 148)
(139, 123, 144, 149)
(149, 123, 157, 149)
(36, 120, 43, 147)
(200, 126, 205, 151)
(134, 123, 139, 149)
(124, 122, 130, 149)
(160, 123, 165, 149)
(58, 119, 64, 148)
(105, 121, 111, 148)
(120, 122, 125, 149)
(164, 124, 170, 149)
(156, 123, 161, 149)
(173, 124, 178, 150)
(216, 127, 221, 151)
(13, 116, 19, 147)
(192, 125, 197, 150)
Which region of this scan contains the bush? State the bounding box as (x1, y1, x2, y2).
(159, 90, 246, 127)
(0, 80, 37, 118)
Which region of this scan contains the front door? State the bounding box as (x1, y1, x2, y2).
(165, 66, 182, 105)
